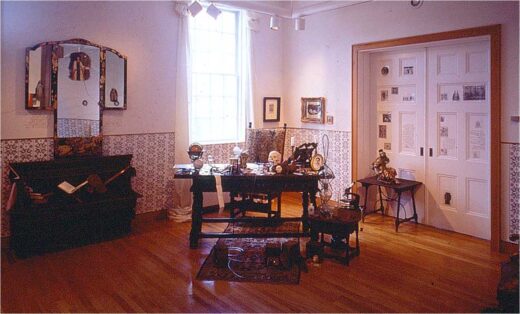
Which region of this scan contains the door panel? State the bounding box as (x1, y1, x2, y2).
(426, 40, 490, 239)
(371, 49, 426, 222)
(369, 39, 490, 240)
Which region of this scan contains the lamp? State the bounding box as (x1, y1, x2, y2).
(270, 15, 280, 30)
(188, 1, 203, 17)
(294, 17, 305, 31)
(206, 3, 221, 19)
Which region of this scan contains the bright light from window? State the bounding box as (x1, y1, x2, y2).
(189, 10, 244, 144)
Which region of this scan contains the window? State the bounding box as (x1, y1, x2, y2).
(189, 9, 245, 144)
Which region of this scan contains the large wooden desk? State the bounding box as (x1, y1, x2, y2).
(357, 176, 422, 232)
(174, 167, 319, 248)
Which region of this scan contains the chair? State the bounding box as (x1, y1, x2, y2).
(230, 125, 287, 219)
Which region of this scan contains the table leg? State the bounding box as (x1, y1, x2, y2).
(355, 224, 360, 256)
(362, 184, 369, 222)
(411, 188, 418, 223)
(302, 191, 310, 232)
(189, 189, 203, 249)
(378, 185, 385, 215)
(310, 188, 318, 210)
(395, 191, 402, 232)
(310, 225, 318, 242)
(344, 233, 350, 265)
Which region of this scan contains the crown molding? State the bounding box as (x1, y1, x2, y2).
(291, 1, 369, 17)
(212, 1, 370, 18)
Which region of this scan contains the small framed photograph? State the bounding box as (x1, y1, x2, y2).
(378, 125, 387, 139)
(403, 66, 414, 75)
(382, 113, 392, 123)
(381, 90, 389, 102)
(301, 97, 325, 124)
(263, 97, 281, 122)
(326, 115, 334, 125)
(463, 85, 485, 100)
(391, 87, 399, 95)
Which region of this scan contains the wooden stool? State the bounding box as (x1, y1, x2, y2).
(308, 208, 361, 265)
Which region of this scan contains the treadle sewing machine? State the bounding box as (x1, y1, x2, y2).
(8, 155, 139, 257)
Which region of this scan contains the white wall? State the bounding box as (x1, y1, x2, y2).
(281, 0, 519, 142)
(1, 1, 179, 139)
(0, 1, 285, 137)
(250, 13, 285, 129)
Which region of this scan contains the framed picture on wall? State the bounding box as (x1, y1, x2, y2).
(263, 97, 281, 122)
(301, 97, 325, 124)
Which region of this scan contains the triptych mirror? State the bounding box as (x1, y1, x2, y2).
(25, 38, 127, 157)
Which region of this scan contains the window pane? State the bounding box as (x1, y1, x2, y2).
(189, 9, 243, 144)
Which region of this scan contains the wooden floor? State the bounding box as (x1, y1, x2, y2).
(1, 194, 507, 313)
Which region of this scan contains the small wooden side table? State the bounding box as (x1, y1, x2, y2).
(357, 176, 422, 232)
(308, 208, 361, 265)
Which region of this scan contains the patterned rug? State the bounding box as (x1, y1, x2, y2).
(196, 221, 301, 284)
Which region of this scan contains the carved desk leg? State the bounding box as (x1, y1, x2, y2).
(189, 189, 203, 249)
(302, 191, 310, 232)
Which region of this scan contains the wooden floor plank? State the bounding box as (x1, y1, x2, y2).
(1, 194, 507, 313)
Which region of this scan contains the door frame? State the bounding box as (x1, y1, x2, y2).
(352, 25, 501, 251)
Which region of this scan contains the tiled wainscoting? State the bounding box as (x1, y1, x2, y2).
(283, 128, 351, 197)
(508, 143, 519, 239)
(0, 133, 175, 237)
(199, 128, 352, 200)
(2, 131, 515, 240)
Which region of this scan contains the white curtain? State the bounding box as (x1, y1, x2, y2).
(170, 2, 193, 222)
(240, 11, 255, 129)
(170, 7, 254, 221)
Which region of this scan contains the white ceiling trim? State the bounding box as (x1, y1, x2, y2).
(212, 1, 370, 18)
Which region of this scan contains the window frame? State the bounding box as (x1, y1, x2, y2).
(188, 9, 245, 145)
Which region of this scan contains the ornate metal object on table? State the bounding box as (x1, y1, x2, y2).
(187, 142, 204, 170)
(371, 149, 399, 184)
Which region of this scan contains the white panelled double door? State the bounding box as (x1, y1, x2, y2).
(370, 39, 491, 239)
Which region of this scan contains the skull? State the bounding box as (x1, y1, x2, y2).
(268, 151, 282, 165)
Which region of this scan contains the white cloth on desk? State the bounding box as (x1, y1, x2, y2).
(214, 174, 225, 214)
(169, 174, 227, 222)
(169, 178, 193, 222)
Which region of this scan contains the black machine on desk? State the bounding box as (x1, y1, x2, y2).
(8, 155, 139, 257)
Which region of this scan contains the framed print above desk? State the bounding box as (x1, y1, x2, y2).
(263, 97, 281, 122)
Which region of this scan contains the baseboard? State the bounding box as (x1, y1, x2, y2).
(500, 240, 519, 255)
(134, 209, 168, 224)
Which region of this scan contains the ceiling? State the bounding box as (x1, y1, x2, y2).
(213, 1, 369, 18)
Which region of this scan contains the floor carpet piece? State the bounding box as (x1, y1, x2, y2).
(196, 221, 301, 284)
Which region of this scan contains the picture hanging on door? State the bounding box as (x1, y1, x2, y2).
(382, 113, 392, 123)
(378, 125, 387, 139)
(380, 90, 389, 102)
(403, 66, 414, 75)
(468, 113, 487, 161)
(400, 57, 416, 77)
(452, 90, 460, 101)
(438, 84, 462, 103)
(384, 142, 392, 151)
(438, 113, 458, 158)
(463, 84, 486, 101)
(400, 85, 416, 102)
(400, 112, 416, 153)
(391, 87, 399, 95)
(381, 66, 390, 76)
(440, 126, 449, 137)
